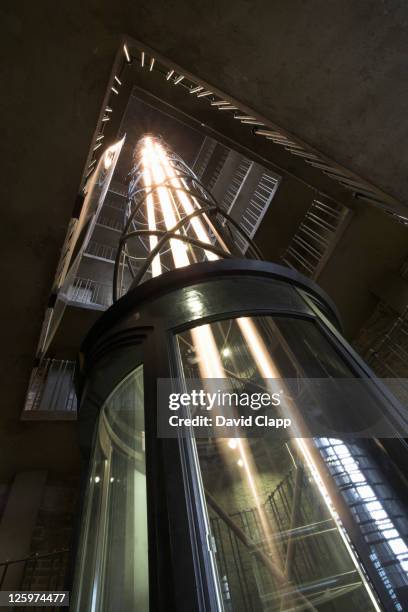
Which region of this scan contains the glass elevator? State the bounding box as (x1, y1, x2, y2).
(71, 135, 408, 611)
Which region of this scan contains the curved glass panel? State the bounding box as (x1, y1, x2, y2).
(71, 365, 148, 611)
(176, 315, 408, 611)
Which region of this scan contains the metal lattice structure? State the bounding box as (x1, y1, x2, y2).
(113, 135, 263, 301)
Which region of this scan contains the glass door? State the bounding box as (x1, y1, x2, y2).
(71, 365, 149, 611)
(174, 315, 386, 612)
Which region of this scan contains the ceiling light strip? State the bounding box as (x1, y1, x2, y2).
(123, 44, 131, 63)
(133, 42, 398, 213)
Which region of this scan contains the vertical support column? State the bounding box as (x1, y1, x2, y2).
(0, 471, 47, 589)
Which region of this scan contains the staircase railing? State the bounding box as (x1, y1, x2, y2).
(23, 359, 77, 417)
(0, 549, 70, 603)
(208, 466, 366, 611)
(282, 198, 351, 279)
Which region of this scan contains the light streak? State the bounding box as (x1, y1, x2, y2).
(142, 138, 189, 268)
(140, 150, 162, 277)
(123, 44, 131, 63)
(153, 142, 219, 261)
(236, 315, 382, 609)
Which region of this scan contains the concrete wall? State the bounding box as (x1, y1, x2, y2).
(317, 203, 408, 339)
(0, 472, 47, 586)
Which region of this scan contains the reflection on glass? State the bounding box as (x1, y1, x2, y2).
(72, 366, 148, 612)
(176, 316, 386, 611)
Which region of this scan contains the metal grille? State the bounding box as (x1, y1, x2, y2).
(67, 277, 112, 308)
(24, 360, 77, 415)
(282, 198, 350, 278)
(103, 198, 126, 213)
(96, 213, 123, 232)
(84, 240, 117, 262)
(236, 171, 279, 253)
(108, 179, 128, 198)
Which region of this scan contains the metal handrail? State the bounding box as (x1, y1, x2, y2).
(68, 277, 112, 308)
(282, 198, 350, 279)
(0, 549, 70, 590)
(85, 240, 117, 262)
(24, 359, 77, 413)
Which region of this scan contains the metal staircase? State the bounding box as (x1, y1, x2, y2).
(209, 466, 368, 611)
